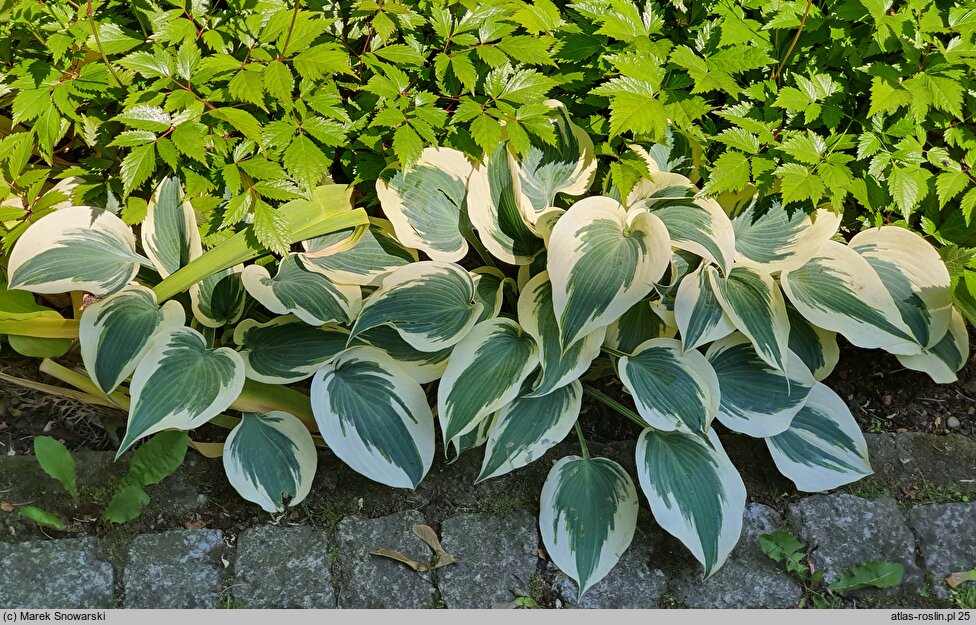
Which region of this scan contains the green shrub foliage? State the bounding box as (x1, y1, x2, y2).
(0, 0, 973, 598)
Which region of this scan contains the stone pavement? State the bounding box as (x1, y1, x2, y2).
(1, 432, 975, 609)
(1, 493, 974, 608)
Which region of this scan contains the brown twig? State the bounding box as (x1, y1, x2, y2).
(771, 0, 815, 83)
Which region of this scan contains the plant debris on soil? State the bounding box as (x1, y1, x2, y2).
(0, 333, 974, 458)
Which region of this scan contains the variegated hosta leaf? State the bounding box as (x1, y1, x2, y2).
(223, 411, 317, 513)
(786, 304, 840, 381)
(636, 428, 746, 577)
(517, 272, 604, 398)
(643, 197, 735, 275)
(478, 381, 582, 482)
(897, 308, 969, 384)
(540, 456, 639, 599)
(437, 318, 539, 447)
(376, 147, 472, 262)
(604, 300, 677, 354)
(766, 383, 873, 492)
(143, 176, 202, 278)
(709, 264, 790, 372)
(352, 325, 452, 384)
(548, 197, 671, 346)
(625, 171, 696, 208)
(849, 226, 952, 350)
(618, 338, 720, 433)
(299, 219, 417, 287)
(467, 144, 543, 265)
(656, 250, 699, 300)
(241, 254, 361, 326)
(675, 265, 735, 352)
(631, 129, 700, 181)
(472, 267, 510, 323)
(731, 195, 841, 272)
(80, 285, 185, 394)
(780, 240, 920, 355)
(705, 334, 815, 438)
(120, 327, 246, 455)
(234, 317, 347, 384)
(311, 347, 435, 489)
(516, 100, 597, 223)
(189, 265, 247, 328)
(450, 415, 494, 460)
(349, 261, 483, 352)
(8, 206, 143, 296)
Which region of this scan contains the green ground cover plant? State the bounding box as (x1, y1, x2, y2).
(0, 0, 973, 601)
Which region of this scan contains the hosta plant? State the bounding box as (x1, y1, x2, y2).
(0, 114, 967, 598)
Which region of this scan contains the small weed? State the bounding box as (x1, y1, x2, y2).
(911, 482, 971, 505)
(215, 594, 245, 609)
(952, 586, 976, 609)
(759, 530, 904, 608)
(430, 589, 448, 609)
(843, 480, 891, 500)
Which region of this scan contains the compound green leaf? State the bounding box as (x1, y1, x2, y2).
(766, 383, 872, 492)
(548, 197, 670, 346)
(540, 456, 638, 599)
(636, 428, 746, 577)
(349, 261, 483, 352)
(849, 226, 952, 349)
(223, 411, 317, 513)
(706, 334, 815, 438)
(300, 219, 417, 287)
(234, 316, 347, 384)
(142, 176, 202, 278)
(80, 285, 185, 394)
(709, 265, 790, 372)
(437, 318, 539, 447)
(8, 206, 142, 296)
(674, 265, 735, 352)
(781, 241, 919, 355)
(731, 195, 841, 272)
(376, 147, 472, 262)
(311, 347, 435, 489)
(897, 307, 969, 383)
(120, 327, 245, 455)
(478, 381, 582, 482)
(242, 254, 361, 326)
(517, 272, 605, 398)
(618, 337, 720, 433)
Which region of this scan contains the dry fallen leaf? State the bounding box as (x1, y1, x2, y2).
(370, 548, 429, 572)
(947, 568, 976, 589)
(0, 502, 14, 513)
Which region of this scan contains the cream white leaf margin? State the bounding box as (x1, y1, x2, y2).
(80, 284, 185, 394)
(766, 383, 873, 492)
(9, 206, 143, 296)
(636, 427, 746, 578)
(548, 196, 670, 346)
(223, 411, 317, 513)
(540, 455, 638, 599)
(376, 147, 473, 262)
(120, 327, 245, 455)
(311, 346, 435, 489)
(437, 318, 539, 447)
